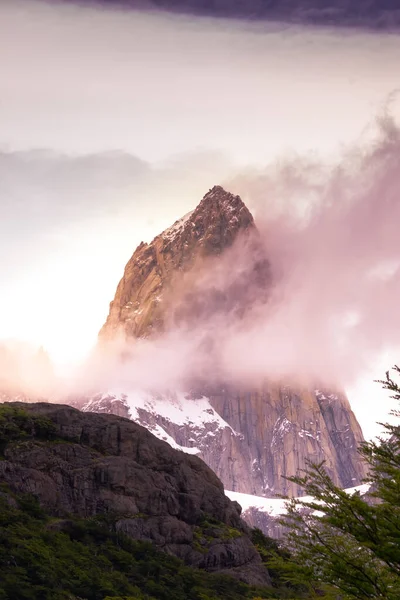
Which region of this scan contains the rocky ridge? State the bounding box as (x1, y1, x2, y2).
(0, 402, 270, 585)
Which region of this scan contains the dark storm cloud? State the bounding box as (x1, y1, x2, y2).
(52, 0, 400, 29)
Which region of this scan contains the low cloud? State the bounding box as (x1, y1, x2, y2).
(222, 115, 400, 386)
(1, 117, 400, 445)
(60, 116, 400, 402)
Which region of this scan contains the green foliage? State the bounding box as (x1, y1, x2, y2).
(0, 487, 307, 600)
(249, 528, 319, 599)
(192, 514, 243, 553)
(0, 405, 57, 455)
(0, 406, 316, 599)
(277, 366, 400, 599)
(251, 528, 291, 586)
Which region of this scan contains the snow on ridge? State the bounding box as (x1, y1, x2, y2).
(203, 187, 240, 214)
(344, 483, 371, 496)
(86, 389, 240, 434)
(161, 210, 194, 241)
(124, 390, 240, 434)
(226, 483, 371, 518)
(82, 389, 240, 456)
(146, 423, 201, 455)
(315, 389, 340, 403)
(226, 490, 293, 517)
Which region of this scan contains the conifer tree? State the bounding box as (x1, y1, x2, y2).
(275, 366, 400, 599)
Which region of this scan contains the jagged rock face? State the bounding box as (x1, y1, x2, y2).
(80, 385, 366, 498)
(208, 385, 366, 495)
(99, 186, 269, 340)
(0, 402, 270, 586)
(90, 185, 367, 507)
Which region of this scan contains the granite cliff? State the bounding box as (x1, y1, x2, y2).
(83, 186, 367, 502)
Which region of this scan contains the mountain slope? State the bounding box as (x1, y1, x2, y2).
(86, 186, 367, 501)
(0, 401, 271, 587)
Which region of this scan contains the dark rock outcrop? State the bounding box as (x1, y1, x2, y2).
(0, 402, 270, 585)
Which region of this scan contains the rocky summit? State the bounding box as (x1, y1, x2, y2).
(99, 185, 266, 340)
(82, 186, 367, 510)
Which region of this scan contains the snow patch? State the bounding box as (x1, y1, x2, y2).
(82, 389, 241, 458)
(124, 390, 239, 434)
(226, 490, 293, 517)
(162, 210, 194, 241)
(271, 416, 293, 449)
(298, 429, 315, 439)
(226, 483, 371, 518)
(343, 483, 371, 496)
(148, 423, 201, 455)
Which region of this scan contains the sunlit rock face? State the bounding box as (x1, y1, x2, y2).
(86, 186, 367, 500)
(99, 186, 268, 340)
(80, 386, 365, 498)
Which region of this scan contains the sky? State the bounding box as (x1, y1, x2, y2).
(1, 0, 400, 437)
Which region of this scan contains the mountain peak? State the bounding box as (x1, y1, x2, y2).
(203, 184, 242, 202)
(160, 185, 254, 246)
(203, 184, 237, 202)
(100, 186, 257, 340)
(195, 185, 254, 226)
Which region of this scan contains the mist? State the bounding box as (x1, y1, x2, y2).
(67, 119, 400, 395)
(1, 0, 400, 437)
(1, 131, 399, 439)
